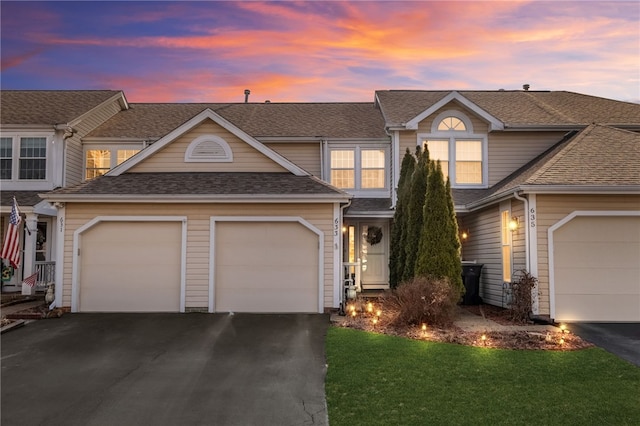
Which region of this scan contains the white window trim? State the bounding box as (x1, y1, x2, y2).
(417, 110, 488, 189)
(0, 133, 54, 187)
(327, 144, 390, 197)
(83, 145, 142, 180)
(184, 134, 233, 163)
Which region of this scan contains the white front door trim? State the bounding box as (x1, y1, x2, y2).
(209, 216, 325, 313)
(548, 210, 640, 320)
(72, 216, 187, 313)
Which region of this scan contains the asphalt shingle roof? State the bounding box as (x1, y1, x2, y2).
(87, 102, 388, 140)
(0, 191, 43, 208)
(42, 172, 349, 199)
(1, 90, 122, 125)
(456, 124, 640, 206)
(376, 90, 640, 128)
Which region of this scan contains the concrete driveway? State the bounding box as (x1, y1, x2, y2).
(1, 313, 329, 426)
(569, 322, 640, 367)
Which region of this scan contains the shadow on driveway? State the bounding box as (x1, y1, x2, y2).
(569, 322, 640, 367)
(1, 313, 329, 426)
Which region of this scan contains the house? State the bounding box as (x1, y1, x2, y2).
(0, 90, 130, 293)
(2, 89, 639, 321)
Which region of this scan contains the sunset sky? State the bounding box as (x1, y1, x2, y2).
(1, 1, 638, 103)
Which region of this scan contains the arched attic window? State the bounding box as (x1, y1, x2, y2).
(420, 110, 486, 187)
(185, 135, 233, 162)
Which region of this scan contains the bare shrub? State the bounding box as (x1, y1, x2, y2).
(379, 275, 460, 327)
(509, 269, 538, 323)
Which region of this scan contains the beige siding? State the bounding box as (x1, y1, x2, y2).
(61, 202, 334, 310)
(130, 121, 288, 173)
(535, 194, 640, 316)
(458, 205, 504, 307)
(265, 143, 322, 177)
(487, 132, 565, 185)
(65, 99, 124, 186)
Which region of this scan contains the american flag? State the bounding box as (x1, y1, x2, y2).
(1, 198, 22, 268)
(22, 270, 39, 287)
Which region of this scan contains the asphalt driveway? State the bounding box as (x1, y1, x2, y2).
(569, 322, 640, 367)
(1, 313, 330, 426)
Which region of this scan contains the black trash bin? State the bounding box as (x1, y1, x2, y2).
(461, 264, 484, 305)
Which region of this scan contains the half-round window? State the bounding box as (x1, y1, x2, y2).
(184, 135, 233, 162)
(437, 116, 466, 131)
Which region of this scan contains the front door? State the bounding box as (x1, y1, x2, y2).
(359, 223, 389, 289)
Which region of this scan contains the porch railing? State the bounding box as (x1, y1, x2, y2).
(34, 261, 55, 289)
(342, 260, 361, 293)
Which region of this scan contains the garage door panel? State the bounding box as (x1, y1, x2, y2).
(80, 221, 182, 312)
(556, 294, 640, 322)
(215, 221, 319, 313)
(554, 216, 640, 322)
(556, 268, 640, 294)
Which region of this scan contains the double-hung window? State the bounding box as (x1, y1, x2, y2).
(84, 147, 140, 180)
(419, 111, 487, 187)
(329, 146, 388, 194)
(0, 136, 48, 181)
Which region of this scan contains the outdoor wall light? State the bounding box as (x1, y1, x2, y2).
(461, 230, 469, 240)
(509, 217, 519, 231)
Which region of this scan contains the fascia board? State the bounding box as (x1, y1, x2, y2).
(38, 193, 352, 203)
(107, 108, 309, 177)
(344, 211, 395, 218)
(404, 91, 504, 131)
(464, 185, 640, 211)
(67, 91, 128, 127)
(519, 185, 640, 194)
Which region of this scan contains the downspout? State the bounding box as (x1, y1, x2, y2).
(513, 191, 529, 271)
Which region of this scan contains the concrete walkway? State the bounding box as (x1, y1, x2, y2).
(453, 307, 558, 333)
(1, 299, 45, 317)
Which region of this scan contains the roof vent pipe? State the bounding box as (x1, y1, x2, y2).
(523, 84, 530, 91)
(244, 89, 250, 103)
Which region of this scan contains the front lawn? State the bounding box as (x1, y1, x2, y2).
(326, 327, 640, 426)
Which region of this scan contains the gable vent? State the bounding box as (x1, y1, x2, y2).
(185, 135, 233, 163)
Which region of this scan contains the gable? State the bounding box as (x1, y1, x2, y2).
(128, 120, 288, 173)
(414, 102, 490, 134)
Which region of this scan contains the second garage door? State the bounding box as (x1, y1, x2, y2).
(79, 221, 182, 312)
(214, 221, 319, 313)
(553, 215, 640, 322)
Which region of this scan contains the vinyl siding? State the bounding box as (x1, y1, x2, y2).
(458, 205, 505, 307)
(487, 132, 566, 185)
(265, 142, 322, 176)
(61, 202, 334, 310)
(535, 194, 640, 316)
(65, 99, 124, 186)
(130, 121, 288, 173)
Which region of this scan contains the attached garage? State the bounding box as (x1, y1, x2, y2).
(76, 218, 186, 312)
(212, 219, 322, 313)
(551, 213, 640, 322)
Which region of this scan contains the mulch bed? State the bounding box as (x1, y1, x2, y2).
(337, 303, 593, 351)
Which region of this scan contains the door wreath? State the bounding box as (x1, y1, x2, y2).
(366, 226, 383, 246)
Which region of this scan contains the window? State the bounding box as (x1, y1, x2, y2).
(330, 150, 354, 189)
(0, 137, 12, 180)
(501, 210, 512, 282)
(329, 147, 388, 192)
(418, 111, 486, 187)
(85, 148, 140, 179)
(19, 137, 46, 180)
(361, 150, 385, 189)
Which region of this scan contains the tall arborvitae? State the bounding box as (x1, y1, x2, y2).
(415, 160, 464, 295)
(389, 148, 416, 288)
(402, 145, 429, 282)
(445, 176, 464, 293)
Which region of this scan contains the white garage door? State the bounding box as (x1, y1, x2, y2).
(553, 216, 640, 322)
(215, 221, 319, 313)
(79, 221, 182, 312)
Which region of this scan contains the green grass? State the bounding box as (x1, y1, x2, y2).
(326, 327, 640, 426)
